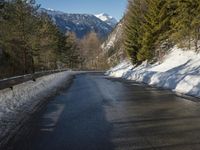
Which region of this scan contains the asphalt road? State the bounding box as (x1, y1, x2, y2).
(6, 73, 200, 150)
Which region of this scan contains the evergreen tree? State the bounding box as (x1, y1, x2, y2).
(123, 0, 147, 63)
(123, 0, 200, 64)
(0, 0, 81, 77)
(35, 13, 61, 70)
(137, 0, 170, 61)
(0, 0, 39, 74)
(170, 0, 199, 50)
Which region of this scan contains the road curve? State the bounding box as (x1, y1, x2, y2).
(5, 73, 200, 150)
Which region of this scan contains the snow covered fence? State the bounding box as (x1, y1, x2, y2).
(107, 47, 200, 98)
(0, 71, 73, 147)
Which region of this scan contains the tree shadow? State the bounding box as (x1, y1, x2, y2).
(185, 83, 200, 99)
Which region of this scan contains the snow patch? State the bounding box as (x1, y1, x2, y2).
(0, 71, 73, 145)
(107, 47, 200, 98)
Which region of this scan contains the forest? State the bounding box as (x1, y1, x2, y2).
(0, 0, 103, 78)
(124, 0, 200, 64)
(0, 0, 82, 78)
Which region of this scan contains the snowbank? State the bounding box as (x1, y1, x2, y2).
(107, 47, 200, 98)
(0, 71, 73, 146)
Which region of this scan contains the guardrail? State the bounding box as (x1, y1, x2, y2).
(0, 69, 69, 90)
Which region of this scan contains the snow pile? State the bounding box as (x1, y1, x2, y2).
(107, 47, 200, 98)
(0, 71, 72, 145)
(106, 59, 133, 77)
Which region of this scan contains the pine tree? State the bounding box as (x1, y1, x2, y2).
(123, 0, 200, 64)
(123, 0, 147, 63)
(137, 0, 170, 61)
(0, 0, 85, 77)
(170, 0, 199, 50)
(32, 12, 60, 70)
(0, 0, 39, 74)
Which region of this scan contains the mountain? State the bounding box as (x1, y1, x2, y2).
(39, 8, 115, 39)
(95, 13, 118, 27)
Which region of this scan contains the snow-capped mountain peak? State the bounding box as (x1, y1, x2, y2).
(95, 13, 112, 21)
(95, 13, 118, 27)
(47, 8, 55, 11)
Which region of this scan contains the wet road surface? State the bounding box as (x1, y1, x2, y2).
(6, 73, 200, 150)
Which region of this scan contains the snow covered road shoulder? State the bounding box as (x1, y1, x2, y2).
(0, 71, 73, 147)
(106, 47, 200, 98)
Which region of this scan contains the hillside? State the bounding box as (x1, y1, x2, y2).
(98, 20, 126, 68)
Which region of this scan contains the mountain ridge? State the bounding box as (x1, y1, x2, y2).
(39, 8, 118, 39)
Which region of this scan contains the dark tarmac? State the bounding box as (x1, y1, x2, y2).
(6, 73, 200, 150)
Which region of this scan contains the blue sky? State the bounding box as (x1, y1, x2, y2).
(36, 0, 127, 21)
